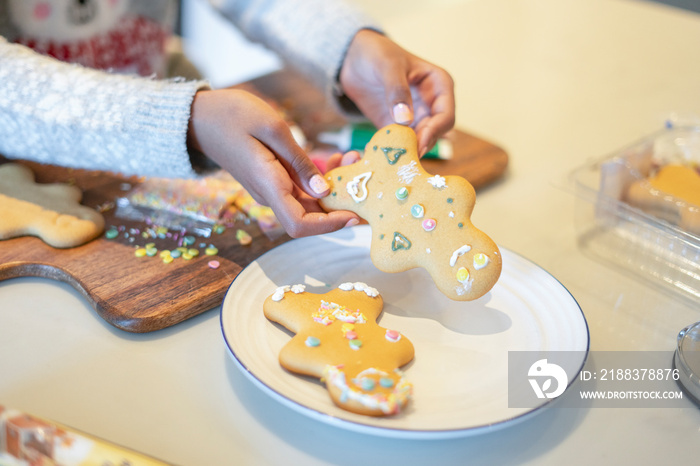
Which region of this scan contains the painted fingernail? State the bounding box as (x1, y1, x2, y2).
(345, 218, 360, 228)
(309, 174, 329, 194)
(392, 103, 413, 125)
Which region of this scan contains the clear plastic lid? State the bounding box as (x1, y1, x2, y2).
(674, 321, 700, 405)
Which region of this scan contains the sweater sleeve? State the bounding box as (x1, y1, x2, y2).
(0, 37, 210, 177)
(207, 0, 380, 105)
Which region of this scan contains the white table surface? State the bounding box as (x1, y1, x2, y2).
(2, 0, 700, 464)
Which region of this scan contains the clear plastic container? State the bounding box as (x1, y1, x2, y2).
(569, 126, 700, 305)
(674, 321, 700, 405)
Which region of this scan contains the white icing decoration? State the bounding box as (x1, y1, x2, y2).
(355, 368, 389, 379)
(454, 279, 473, 296)
(449, 211, 455, 218)
(397, 161, 420, 184)
(378, 192, 383, 199)
(427, 174, 447, 189)
(271, 285, 291, 301)
(338, 282, 379, 298)
(346, 172, 373, 203)
(291, 284, 306, 294)
(449, 244, 472, 267)
(426, 248, 431, 254)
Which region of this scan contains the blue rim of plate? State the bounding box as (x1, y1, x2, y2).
(220, 231, 590, 439)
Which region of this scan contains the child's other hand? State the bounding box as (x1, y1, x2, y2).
(187, 89, 359, 238)
(339, 29, 455, 157)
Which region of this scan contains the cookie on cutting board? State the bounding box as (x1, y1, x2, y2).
(0, 163, 105, 248)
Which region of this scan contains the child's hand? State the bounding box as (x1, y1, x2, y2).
(339, 29, 455, 157)
(187, 89, 359, 238)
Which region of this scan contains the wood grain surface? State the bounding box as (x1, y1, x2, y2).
(0, 70, 508, 333)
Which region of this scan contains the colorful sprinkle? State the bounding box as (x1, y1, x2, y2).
(134, 248, 147, 258)
(342, 323, 355, 333)
(447, 198, 454, 203)
(182, 235, 196, 246)
(170, 249, 182, 258)
(473, 253, 490, 269)
(385, 329, 401, 343)
(349, 339, 363, 350)
(236, 229, 252, 246)
(305, 336, 321, 347)
(379, 377, 395, 388)
(313, 301, 366, 326)
(213, 224, 226, 234)
(410, 204, 424, 218)
(162, 255, 174, 264)
(360, 377, 376, 391)
(395, 187, 409, 200)
(457, 267, 470, 283)
(205, 245, 218, 255)
(345, 331, 358, 340)
(105, 228, 119, 239)
(187, 248, 200, 257)
(208, 260, 220, 269)
(422, 218, 437, 231)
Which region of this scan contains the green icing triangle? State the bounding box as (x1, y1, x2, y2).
(391, 232, 412, 251)
(381, 147, 406, 165)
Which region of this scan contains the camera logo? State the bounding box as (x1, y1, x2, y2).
(528, 359, 568, 399)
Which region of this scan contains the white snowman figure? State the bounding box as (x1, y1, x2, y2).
(8, 0, 170, 76)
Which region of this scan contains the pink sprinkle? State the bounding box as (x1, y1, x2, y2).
(422, 218, 437, 232)
(345, 331, 357, 340)
(386, 329, 401, 342)
(208, 260, 220, 269)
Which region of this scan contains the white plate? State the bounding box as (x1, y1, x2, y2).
(221, 225, 589, 439)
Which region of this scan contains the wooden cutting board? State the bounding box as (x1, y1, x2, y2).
(0, 157, 293, 333)
(0, 73, 508, 333)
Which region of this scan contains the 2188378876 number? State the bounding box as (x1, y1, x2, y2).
(598, 368, 680, 381)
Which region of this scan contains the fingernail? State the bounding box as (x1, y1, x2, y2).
(309, 174, 329, 194)
(392, 103, 413, 125)
(344, 218, 360, 228)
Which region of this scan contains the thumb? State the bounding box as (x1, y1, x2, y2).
(385, 68, 415, 126)
(262, 123, 330, 198)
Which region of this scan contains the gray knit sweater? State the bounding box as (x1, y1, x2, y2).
(0, 0, 375, 177)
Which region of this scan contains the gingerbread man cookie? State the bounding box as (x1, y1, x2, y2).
(320, 124, 502, 301)
(263, 282, 414, 416)
(0, 163, 105, 248)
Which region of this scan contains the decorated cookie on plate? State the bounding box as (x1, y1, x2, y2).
(320, 124, 502, 301)
(263, 282, 413, 416)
